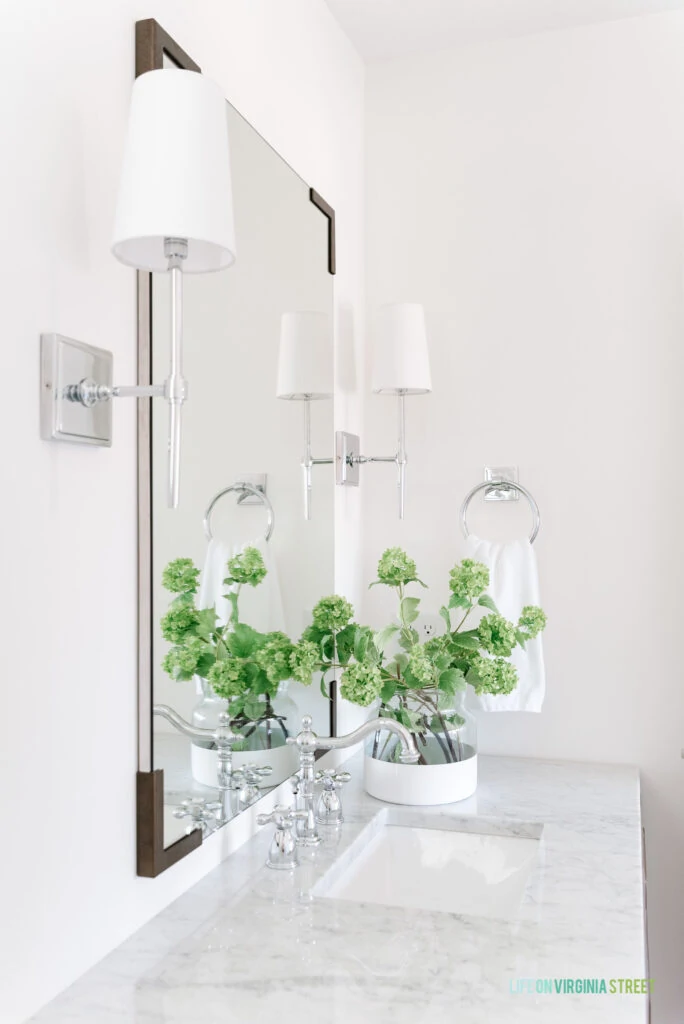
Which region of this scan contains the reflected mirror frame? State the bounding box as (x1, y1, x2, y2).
(134, 19, 337, 877)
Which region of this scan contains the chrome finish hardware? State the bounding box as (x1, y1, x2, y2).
(203, 481, 275, 542)
(257, 805, 308, 870)
(315, 768, 351, 826)
(287, 714, 419, 846)
(460, 469, 541, 544)
(153, 705, 239, 823)
(231, 764, 273, 810)
(484, 466, 519, 501)
(172, 796, 222, 836)
(41, 237, 189, 508)
(335, 392, 409, 518)
(302, 398, 335, 520)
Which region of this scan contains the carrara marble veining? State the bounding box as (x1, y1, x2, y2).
(31, 754, 647, 1023)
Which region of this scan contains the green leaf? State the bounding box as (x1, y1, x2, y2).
(195, 652, 216, 677)
(515, 629, 529, 648)
(319, 633, 334, 662)
(195, 608, 218, 639)
(438, 668, 466, 696)
(320, 676, 331, 699)
(434, 653, 452, 673)
(466, 665, 482, 687)
(399, 628, 419, 651)
(243, 697, 263, 721)
(375, 623, 400, 653)
(226, 623, 261, 658)
(381, 678, 397, 703)
(439, 605, 451, 631)
(398, 707, 413, 729)
(353, 627, 369, 663)
(449, 633, 481, 650)
(449, 594, 471, 610)
(401, 596, 421, 624)
(335, 624, 357, 665)
(478, 594, 499, 613)
(394, 653, 409, 671)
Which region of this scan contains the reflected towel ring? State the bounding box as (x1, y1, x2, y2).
(460, 479, 541, 544)
(203, 482, 275, 542)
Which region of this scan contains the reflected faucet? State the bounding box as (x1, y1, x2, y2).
(153, 704, 240, 823)
(286, 714, 420, 846)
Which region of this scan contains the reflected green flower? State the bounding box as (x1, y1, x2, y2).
(160, 603, 199, 644)
(227, 547, 267, 587)
(162, 558, 200, 594)
(162, 637, 206, 680)
(255, 632, 294, 684)
(290, 640, 319, 686)
(518, 605, 547, 639)
(376, 547, 419, 587)
(477, 613, 517, 658)
(471, 656, 518, 696)
(340, 662, 383, 707)
(312, 595, 354, 633)
(449, 559, 489, 602)
(207, 659, 245, 699)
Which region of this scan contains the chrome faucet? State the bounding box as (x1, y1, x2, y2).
(286, 714, 420, 846)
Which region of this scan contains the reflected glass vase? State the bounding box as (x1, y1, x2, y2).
(370, 689, 477, 766)
(230, 683, 298, 752)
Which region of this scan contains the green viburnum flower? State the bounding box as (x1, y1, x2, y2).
(207, 659, 245, 700)
(423, 634, 450, 659)
(518, 605, 547, 638)
(289, 640, 319, 686)
(408, 647, 436, 686)
(376, 547, 419, 587)
(477, 613, 517, 658)
(160, 603, 199, 644)
(162, 637, 206, 680)
(162, 557, 200, 594)
(449, 559, 489, 602)
(226, 547, 267, 588)
(471, 656, 518, 696)
(312, 595, 354, 633)
(255, 632, 294, 685)
(340, 662, 383, 707)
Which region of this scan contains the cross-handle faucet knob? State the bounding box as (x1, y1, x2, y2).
(257, 804, 308, 870)
(315, 769, 351, 826)
(172, 796, 222, 836)
(231, 764, 273, 809)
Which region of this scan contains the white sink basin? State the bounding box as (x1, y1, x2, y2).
(315, 816, 541, 919)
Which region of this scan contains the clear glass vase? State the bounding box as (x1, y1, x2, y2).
(369, 689, 477, 766)
(191, 677, 229, 747)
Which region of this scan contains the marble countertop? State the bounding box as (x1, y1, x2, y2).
(32, 754, 647, 1023)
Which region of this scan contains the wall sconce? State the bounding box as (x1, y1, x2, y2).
(276, 311, 333, 520)
(336, 303, 431, 519)
(40, 69, 236, 508)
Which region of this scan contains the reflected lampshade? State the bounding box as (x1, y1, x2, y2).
(112, 69, 236, 273)
(276, 312, 333, 400)
(372, 303, 431, 395)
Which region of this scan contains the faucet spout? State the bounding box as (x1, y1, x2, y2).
(287, 714, 420, 763)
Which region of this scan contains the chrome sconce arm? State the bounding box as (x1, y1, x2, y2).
(41, 239, 189, 509)
(301, 397, 334, 520)
(336, 391, 412, 520)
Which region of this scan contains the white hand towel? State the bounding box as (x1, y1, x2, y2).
(199, 535, 286, 633)
(465, 535, 545, 712)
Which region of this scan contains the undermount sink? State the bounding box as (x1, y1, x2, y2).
(314, 812, 542, 919)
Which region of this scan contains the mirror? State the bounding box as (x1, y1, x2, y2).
(136, 22, 335, 869)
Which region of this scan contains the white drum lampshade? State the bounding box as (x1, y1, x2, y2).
(112, 69, 236, 273)
(276, 312, 333, 400)
(372, 303, 431, 395)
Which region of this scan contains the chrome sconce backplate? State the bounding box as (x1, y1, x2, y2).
(336, 431, 361, 487)
(40, 334, 113, 446)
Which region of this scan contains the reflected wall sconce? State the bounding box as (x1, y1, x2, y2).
(276, 311, 334, 520)
(336, 303, 431, 519)
(40, 69, 236, 508)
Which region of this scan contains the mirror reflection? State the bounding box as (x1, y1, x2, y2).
(151, 100, 334, 847)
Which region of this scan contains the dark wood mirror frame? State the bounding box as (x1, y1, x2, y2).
(134, 19, 336, 877)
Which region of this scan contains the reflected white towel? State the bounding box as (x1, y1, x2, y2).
(465, 535, 545, 712)
(198, 535, 286, 633)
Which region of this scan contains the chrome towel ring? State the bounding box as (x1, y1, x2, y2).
(460, 479, 541, 544)
(203, 482, 275, 542)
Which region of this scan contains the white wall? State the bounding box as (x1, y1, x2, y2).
(364, 13, 684, 1023)
(0, 3, 363, 1022)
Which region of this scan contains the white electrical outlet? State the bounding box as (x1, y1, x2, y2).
(415, 613, 445, 641)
